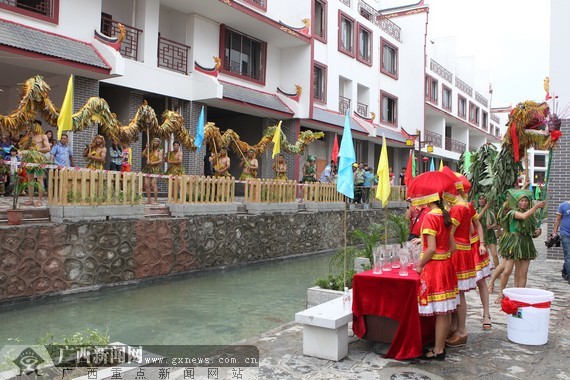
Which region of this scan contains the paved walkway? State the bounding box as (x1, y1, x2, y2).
(233, 228, 570, 380)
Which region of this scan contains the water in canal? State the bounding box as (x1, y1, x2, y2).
(0, 253, 333, 347)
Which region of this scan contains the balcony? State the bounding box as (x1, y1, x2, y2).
(339, 96, 351, 115)
(475, 91, 488, 107)
(340, 0, 351, 6)
(424, 129, 442, 148)
(430, 59, 453, 83)
(101, 17, 143, 61)
(445, 137, 466, 154)
(356, 102, 368, 117)
(158, 35, 191, 75)
(357, 1, 401, 42)
(455, 77, 473, 97)
(490, 114, 500, 124)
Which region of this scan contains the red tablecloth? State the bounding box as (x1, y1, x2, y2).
(352, 269, 435, 360)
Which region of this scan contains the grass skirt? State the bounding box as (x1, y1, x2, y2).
(498, 232, 537, 260)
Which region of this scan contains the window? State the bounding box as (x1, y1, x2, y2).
(430, 78, 438, 104)
(380, 91, 398, 126)
(469, 102, 480, 125)
(534, 155, 546, 167)
(380, 38, 398, 79)
(338, 12, 355, 57)
(242, 0, 267, 11)
(313, 63, 327, 102)
(482, 111, 488, 130)
(425, 75, 431, 100)
(357, 24, 372, 65)
(458, 95, 467, 119)
(442, 85, 452, 111)
(220, 25, 267, 84)
(313, 0, 327, 42)
(0, 0, 59, 23)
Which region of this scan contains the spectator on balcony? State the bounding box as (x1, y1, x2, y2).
(50, 133, 74, 168)
(109, 141, 123, 171)
(389, 166, 395, 186)
(319, 160, 336, 183)
(353, 162, 365, 203)
(121, 142, 132, 172)
(400, 167, 406, 186)
(362, 166, 377, 204)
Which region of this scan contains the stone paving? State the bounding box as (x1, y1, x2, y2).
(231, 227, 570, 380)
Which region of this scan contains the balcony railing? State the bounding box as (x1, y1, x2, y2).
(158, 35, 191, 75)
(340, 0, 351, 7)
(358, 1, 401, 42)
(356, 102, 368, 117)
(339, 96, 351, 115)
(102, 17, 143, 61)
(424, 129, 442, 148)
(475, 91, 489, 107)
(445, 137, 467, 154)
(490, 114, 500, 124)
(455, 77, 473, 97)
(430, 59, 453, 83)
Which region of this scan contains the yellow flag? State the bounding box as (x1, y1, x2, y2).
(439, 159, 444, 171)
(272, 121, 282, 159)
(375, 134, 391, 207)
(57, 75, 74, 139)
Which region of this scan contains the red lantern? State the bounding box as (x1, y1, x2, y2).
(422, 156, 429, 162)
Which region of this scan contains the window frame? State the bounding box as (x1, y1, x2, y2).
(380, 90, 398, 127)
(425, 75, 431, 101)
(442, 84, 452, 111)
(380, 37, 398, 79)
(469, 102, 479, 125)
(313, 62, 327, 103)
(338, 11, 356, 58)
(534, 154, 546, 167)
(219, 24, 267, 85)
(0, 0, 59, 24)
(481, 111, 488, 130)
(242, 0, 267, 11)
(356, 23, 372, 66)
(430, 77, 438, 105)
(313, 0, 327, 43)
(458, 95, 467, 119)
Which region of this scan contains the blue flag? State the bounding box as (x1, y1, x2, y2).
(429, 158, 435, 172)
(194, 106, 205, 151)
(336, 112, 356, 199)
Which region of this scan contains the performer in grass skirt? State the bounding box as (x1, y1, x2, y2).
(408, 171, 459, 361)
(497, 189, 546, 301)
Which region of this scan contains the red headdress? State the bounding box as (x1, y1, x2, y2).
(440, 166, 462, 202)
(407, 171, 458, 207)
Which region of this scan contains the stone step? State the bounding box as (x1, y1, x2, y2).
(144, 206, 171, 218)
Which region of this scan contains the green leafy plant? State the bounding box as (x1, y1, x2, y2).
(11, 169, 44, 210)
(387, 212, 410, 245)
(37, 328, 111, 359)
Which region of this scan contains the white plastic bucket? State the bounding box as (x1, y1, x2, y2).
(503, 288, 554, 345)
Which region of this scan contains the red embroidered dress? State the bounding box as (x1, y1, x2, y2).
(450, 201, 477, 291)
(469, 203, 491, 281)
(418, 209, 459, 316)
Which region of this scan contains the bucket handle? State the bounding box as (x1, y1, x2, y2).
(501, 297, 551, 315)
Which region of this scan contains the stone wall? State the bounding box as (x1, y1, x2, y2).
(0, 209, 397, 302)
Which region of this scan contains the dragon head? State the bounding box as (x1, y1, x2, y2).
(504, 100, 562, 159)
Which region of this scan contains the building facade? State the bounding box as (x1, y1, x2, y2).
(0, 0, 499, 183)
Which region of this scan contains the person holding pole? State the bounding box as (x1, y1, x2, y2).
(142, 137, 163, 204)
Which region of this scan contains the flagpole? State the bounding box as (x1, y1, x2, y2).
(343, 198, 348, 289)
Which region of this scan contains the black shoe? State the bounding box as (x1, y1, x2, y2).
(562, 271, 568, 281)
(419, 349, 446, 361)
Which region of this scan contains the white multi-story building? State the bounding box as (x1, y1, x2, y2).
(0, 0, 500, 181)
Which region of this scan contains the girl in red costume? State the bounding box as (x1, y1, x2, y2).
(442, 168, 486, 347)
(408, 171, 459, 360)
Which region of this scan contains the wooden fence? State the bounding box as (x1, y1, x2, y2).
(168, 175, 235, 203)
(302, 182, 345, 202)
(243, 179, 297, 203)
(47, 168, 144, 206)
